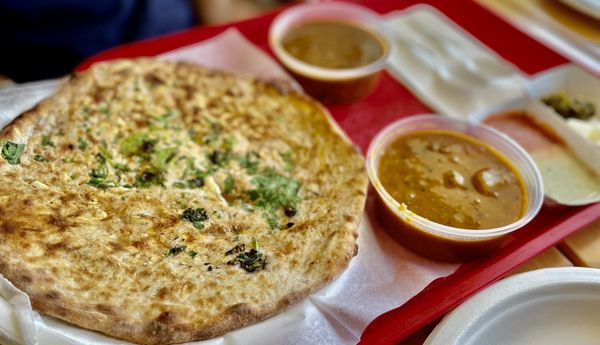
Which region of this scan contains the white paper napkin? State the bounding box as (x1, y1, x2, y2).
(0, 28, 458, 345)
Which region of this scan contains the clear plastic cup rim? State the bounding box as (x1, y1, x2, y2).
(269, 1, 391, 81)
(366, 115, 545, 240)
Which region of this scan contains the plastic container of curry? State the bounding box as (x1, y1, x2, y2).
(269, 2, 390, 104)
(367, 115, 544, 261)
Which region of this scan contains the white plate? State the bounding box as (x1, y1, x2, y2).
(559, 0, 600, 20)
(425, 267, 600, 345)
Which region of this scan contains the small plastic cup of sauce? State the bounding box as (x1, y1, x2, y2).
(367, 115, 544, 261)
(269, 2, 390, 104)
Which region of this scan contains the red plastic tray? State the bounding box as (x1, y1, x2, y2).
(78, 1, 600, 344)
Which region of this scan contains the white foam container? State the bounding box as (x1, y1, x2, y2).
(468, 64, 600, 206)
(527, 64, 600, 146)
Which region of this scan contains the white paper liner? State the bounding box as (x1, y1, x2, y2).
(0, 28, 458, 345)
(159, 28, 297, 88)
(0, 79, 65, 131)
(0, 275, 39, 345)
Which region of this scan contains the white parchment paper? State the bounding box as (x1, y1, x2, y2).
(0, 27, 458, 345)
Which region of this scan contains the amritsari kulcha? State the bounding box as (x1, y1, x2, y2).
(0, 59, 367, 345)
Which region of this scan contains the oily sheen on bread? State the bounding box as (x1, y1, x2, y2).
(0, 59, 367, 344)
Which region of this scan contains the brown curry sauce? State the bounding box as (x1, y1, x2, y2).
(279, 20, 387, 104)
(375, 130, 527, 261)
(282, 21, 385, 69)
(378, 130, 526, 229)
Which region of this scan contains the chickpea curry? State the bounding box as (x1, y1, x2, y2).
(377, 130, 526, 229)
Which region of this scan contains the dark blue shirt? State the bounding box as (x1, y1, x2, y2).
(0, 0, 195, 81)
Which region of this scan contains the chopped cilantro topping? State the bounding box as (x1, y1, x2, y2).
(121, 132, 156, 158)
(187, 251, 198, 259)
(88, 154, 111, 188)
(182, 157, 212, 180)
(88, 176, 116, 189)
(41, 134, 55, 147)
(248, 169, 300, 229)
(182, 208, 209, 230)
(121, 132, 178, 189)
(263, 212, 280, 230)
(227, 248, 266, 273)
(96, 152, 107, 164)
(224, 175, 234, 194)
(150, 147, 177, 171)
(77, 137, 88, 151)
(172, 182, 187, 189)
(187, 129, 196, 142)
(150, 110, 180, 130)
(173, 176, 205, 189)
(203, 121, 222, 144)
(134, 170, 164, 188)
(280, 150, 295, 171)
(165, 245, 187, 257)
(0, 141, 25, 165)
(252, 238, 260, 250)
(87, 153, 119, 188)
(224, 137, 236, 148)
(248, 169, 300, 212)
(33, 155, 46, 162)
(187, 176, 204, 188)
(157, 109, 178, 123)
(99, 105, 110, 115)
(98, 143, 113, 161)
(208, 149, 234, 167)
(240, 151, 259, 174)
(113, 163, 130, 172)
